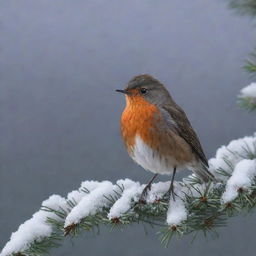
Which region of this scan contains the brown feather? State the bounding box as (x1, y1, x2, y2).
(161, 102, 209, 167)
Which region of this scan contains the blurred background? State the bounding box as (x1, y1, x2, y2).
(1, 0, 256, 255)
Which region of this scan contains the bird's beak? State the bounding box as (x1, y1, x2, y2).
(115, 89, 129, 95)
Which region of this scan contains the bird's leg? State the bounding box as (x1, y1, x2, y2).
(164, 167, 177, 201)
(139, 174, 158, 203)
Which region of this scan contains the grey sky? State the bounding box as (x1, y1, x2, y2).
(1, 0, 256, 255)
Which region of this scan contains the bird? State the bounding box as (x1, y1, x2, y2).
(116, 74, 215, 201)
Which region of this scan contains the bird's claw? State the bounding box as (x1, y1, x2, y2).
(163, 186, 177, 201)
(139, 184, 152, 203)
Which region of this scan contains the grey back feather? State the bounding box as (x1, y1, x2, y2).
(161, 103, 209, 167)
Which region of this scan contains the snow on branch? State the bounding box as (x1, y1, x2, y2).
(1, 195, 67, 256)
(166, 186, 187, 226)
(64, 181, 115, 227)
(241, 83, 256, 98)
(238, 83, 256, 111)
(1, 134, 256, 255)
(107, 179, 142, 219)
(222, 159, 256, 202)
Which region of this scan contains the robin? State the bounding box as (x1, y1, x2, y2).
(116, 74, 215, 201)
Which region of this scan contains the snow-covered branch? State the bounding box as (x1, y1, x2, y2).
(238, 83, 256, 111)
(1, 134, 256, 256)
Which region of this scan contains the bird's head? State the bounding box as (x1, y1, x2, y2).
(116, 74, 172, 106)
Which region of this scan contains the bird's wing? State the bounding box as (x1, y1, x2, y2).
(161, 103, 209, 167)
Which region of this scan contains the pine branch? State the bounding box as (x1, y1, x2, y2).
(1, 135, 256, 256)
(244, 51, 256, 75)
(237, 82, 256, 111)
(227, 0, 256, 17)
(237, 97, 256, 111)
(244, 60, 256, 74)
(225, 2, 256, 111)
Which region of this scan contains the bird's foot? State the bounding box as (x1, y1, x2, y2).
(139, 183, 152, 204)
(163, 185, 177, 201)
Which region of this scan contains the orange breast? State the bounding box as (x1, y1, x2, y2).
(120, 95, 161, 153)
(120, 95, 194, 166)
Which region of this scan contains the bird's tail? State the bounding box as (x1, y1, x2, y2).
(191, 162, 216, 183)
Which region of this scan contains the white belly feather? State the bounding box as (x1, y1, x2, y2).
(131, 135, 178, 175)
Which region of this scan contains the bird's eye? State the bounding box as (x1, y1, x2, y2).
(140, 88, 148, 94)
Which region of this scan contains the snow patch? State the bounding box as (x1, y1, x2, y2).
(209, 135, 256, 180)
(108, 179, 142, 219)
(67, 180, 102, 205)
(1, 195, 67, 256)
(166, 185, 187, 225)
(146, 181, 170, 203)
(240, 82, 256, 98)
(222, 159, 256, 203)
(64, 181, 115, 227)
